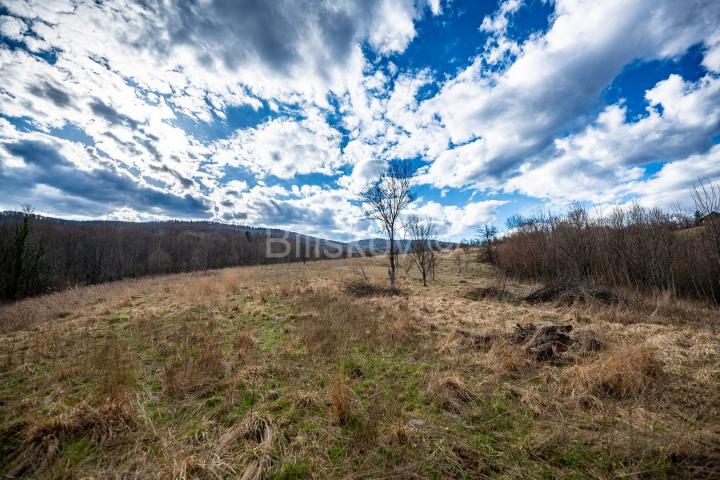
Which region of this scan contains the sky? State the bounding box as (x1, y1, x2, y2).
(0, 0, 719, 242)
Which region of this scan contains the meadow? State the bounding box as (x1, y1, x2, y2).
(1, 252, 718, 479)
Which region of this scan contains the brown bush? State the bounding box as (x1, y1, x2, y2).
(497, 201, 720, 304)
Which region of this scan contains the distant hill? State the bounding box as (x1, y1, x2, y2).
(0, 211, 462, 301)
(349, 238, 458, 254)
(0, 211, 352, 301)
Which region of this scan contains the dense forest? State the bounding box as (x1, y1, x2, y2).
(0, 211, 350, 301)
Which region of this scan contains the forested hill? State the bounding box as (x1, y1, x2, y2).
(0, 211, 349, 301)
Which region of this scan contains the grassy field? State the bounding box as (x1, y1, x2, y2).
(1, 252, 719, 479)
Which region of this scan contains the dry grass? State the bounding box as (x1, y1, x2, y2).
(1, 253, 719, 478)
(427, 373, 475, 411)
(4, 396, 137, 478)
(328, 375, 352, 426)
(483, 338, 535, 375)
(163, 318, 224, 397)
(563, 342, 664, 403)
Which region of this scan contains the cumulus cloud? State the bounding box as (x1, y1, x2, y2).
(506, 73, 720, 203)
(416, 0, 720, 188)
(410, 199, 508, 238)
(479, 0, 523, 65)
(215, 184, 363, 240)
(0, 0, 718, 240)
(629, 144, 720, 209)
(211, 112, 342, 179)
(0, 127, 211, 218)
(0, 15, 27, 41)
(0, 0, 443, 232)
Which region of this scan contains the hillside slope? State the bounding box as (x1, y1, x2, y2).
(0, 211, 350, 301)
(348, 237, 458, 254)
(1, 253, 719, 478)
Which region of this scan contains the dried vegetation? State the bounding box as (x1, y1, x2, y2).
(1, 253, 719, 478)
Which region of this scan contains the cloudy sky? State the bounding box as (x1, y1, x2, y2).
(1, 0, 719, 241)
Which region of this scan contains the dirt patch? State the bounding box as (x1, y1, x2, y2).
(512, 323, 574, 361)
(512, 323, 606, 361)
(454, 328, 504, 352)
(523, 284, 619, 305)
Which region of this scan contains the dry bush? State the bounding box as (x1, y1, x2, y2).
(197, 276, 218, 298)
(178, 273, 238, 305)
(564, 342, 663, 400)
(343, 266, 403, 297)
(427, 373, 475, 412)
(382, 422, 420, 447)
(240, 415, 277, 480)
(329, 376, 352, 426)
(497, 202, 720, 304)
(343, 278, 403, 297)
(220, 270, 242, 293)
(291, 389, 324, 410)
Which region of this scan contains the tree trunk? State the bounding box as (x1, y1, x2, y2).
(388, 232, 396, 285)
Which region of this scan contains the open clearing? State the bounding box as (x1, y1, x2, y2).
(1, 253, 719, 479)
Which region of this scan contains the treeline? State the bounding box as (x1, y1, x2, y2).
(0, 212, 347, 302)
(493, 187, 720, 303)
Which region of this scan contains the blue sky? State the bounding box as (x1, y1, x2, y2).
(0, 0, 719, 241)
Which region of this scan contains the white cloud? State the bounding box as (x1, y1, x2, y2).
(629, 144, 720, 209)
(2, 0, 434, 118)
(0, 14, 27, 40)
(479, 0, 523, 65)
(1, 0, 718, 241)
(410, 199, 508, 238)
(368, 0, 419, 54)
(211, 112, 343, 179)
(416, 0, 720, 189)
(703, 31, 720, 72)
(427, 0, 442, 16)
(505, 73, 720, 203)
(479, 0, 523, 35)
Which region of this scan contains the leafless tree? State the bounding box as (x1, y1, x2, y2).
(405, 215, 436, 287)
(359, 161, 415, 285)
(691, 178, 720, 216)
(692, 178, 720, 270)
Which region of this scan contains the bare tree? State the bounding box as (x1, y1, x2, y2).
(405, 215, 436, 287)
(359, 161, 415, 285)
(691, 178, 720, 215)
(692, 178, 720, 271)
(477, 223, 498, 264)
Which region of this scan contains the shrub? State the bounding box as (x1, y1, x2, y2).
(496, 201, 720, 303)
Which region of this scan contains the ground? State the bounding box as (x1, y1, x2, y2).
(1, 252, 719, 479)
